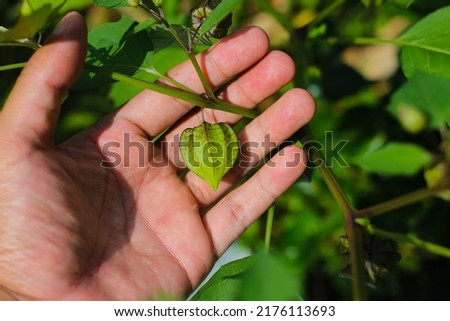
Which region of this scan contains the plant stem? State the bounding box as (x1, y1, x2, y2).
(299, 127, 354, 214)
(83, 64, 258, 119)
(366, 226, 450, 259)
(322, 36, 450, 56)
(138, 3, 216, 98)
(308, 0, 345, 29)
(264, 204, 275, 254)
(0, 62, 27, 71)
(355, 186, 448, 219)
(288, 0, 368, 299)
(154, 71, 199, 94)
(0, 41, 40, 50)
(296, 126, 366, 300)
(344, 217, 366, 301)
(165, 24, 216, 99)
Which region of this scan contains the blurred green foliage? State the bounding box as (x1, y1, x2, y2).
(234, 0, 450, 300)
(1, 0, 449, 300)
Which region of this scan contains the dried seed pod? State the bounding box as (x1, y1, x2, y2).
(191, 0, 232, 39)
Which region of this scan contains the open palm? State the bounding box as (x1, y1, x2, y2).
(0, 13, 314, 300)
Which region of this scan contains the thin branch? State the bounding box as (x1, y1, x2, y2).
(308, 0, 346, 29)
(322, 36, 450, 56)
(344, 217, 366, 300)
(165, 24, 216, 99)
(83, 63, 258, 119)
(0, 62, 27, 71)
(296, 126, 366, 300)
(264, 204, 275, 254)
(355, 186, 448, 219)
(367, 226, 450, 259)
(0, 41, 40, 50)
(299, 127, 355, 214)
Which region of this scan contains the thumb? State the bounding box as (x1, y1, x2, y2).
(1, 12, 87, 146)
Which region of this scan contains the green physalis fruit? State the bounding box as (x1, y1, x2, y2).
(180, 122, 239, 190)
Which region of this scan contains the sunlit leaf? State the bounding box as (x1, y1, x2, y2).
(190, 256, 255, 301)
(399, 6, 450, 80)
(239, 251, 300, 300)
(180, 122, 238, 190)
(19, 0, 92, 21)
(75, 16, 190, 90)
(60, 0, 92, 11)
(94, 0, 139, 9)
(75, 16, 157, 89)
(0, 0, 65, 43)
(352, 142, 432, 176)
(192, 251, 300, 300)
(0, 7, 51, 42)
(21, 0, 66, 15)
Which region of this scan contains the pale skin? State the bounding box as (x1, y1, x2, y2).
(0, 12, 315, 300)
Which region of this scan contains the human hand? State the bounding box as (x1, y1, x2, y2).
(0, 12, 315, 300)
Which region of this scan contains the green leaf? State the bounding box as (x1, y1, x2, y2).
(180, 122, 239, 190)
(76, 17, 190, 90)
(20, 0, 66, 15)
(388, 71, 450, 129)
(0, 0, 65, 44)
(191, 252, 301, 301)
(94, 0, 139, 9)
(0, 6, 51, 42)
(197, 0, 242, 38)
(239, 251, 300, 300)
(59, 0, 92, 12)
(399, 6, 450, 80)
(75, 16, 157, 89)
(22, 0, 92, 15)
(352, 142, 432, 176)
(190, 256, 255, 301)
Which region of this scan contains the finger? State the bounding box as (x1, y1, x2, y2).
(115, 26, 270, 137)
(191, 50, 296, 124)
(159, 50, 296, 168)
(0, 12, 87, 146)
(203, 145, 307, 256)
(185, 88, 316, 206)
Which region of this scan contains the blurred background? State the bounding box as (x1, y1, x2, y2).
(1, 0, 449, 300)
